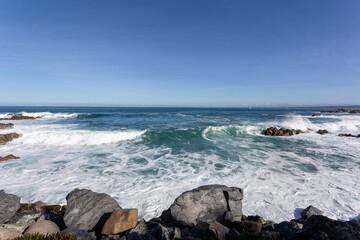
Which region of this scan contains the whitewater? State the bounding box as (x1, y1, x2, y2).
(0, 107, 359, 222)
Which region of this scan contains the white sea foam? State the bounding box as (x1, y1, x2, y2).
(0, 111, 78, 119)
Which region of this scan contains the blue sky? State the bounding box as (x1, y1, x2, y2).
(0, 0, 359, 107)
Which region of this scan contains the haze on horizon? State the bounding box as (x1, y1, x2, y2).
(0, 0, 359, 107)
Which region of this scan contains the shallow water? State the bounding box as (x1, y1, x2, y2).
(0, 107, 359, 222)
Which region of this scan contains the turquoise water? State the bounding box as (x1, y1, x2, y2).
(0, 107, 359, 222)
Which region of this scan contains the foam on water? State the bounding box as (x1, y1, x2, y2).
(1, 109, 360, 223)
(0, 111, 78, 119)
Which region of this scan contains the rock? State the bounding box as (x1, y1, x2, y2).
(165, 185, 243, 227)
(264, 127, 304, 136)
(0, 228, 22, 240)
(301, 205, 323, 220)
(312, 114, 321, 117)
(64, 188, 121, 230)
(0, 133, 20, 144)
(24, 220, 60, 235)
(7, 202, 46, 228)
(149, 223, 181, 240)
(300, 215, 360, 240)
(101, 208, 138, 235)
(0, 123, 14, 129)
(127, 232, 144, 240)
(317, 129, 329, 135)
(42, 205, 66, 230)
(0, 155, 20, 162)
(62, 227, 96, 240)
(232, 221, 262, 234)
(338, 133, 356, 137)
(256, 230, 281, 240)
(204, 222, 229, 240)
(226, 228, 240, 240)
(321, 109, 360, 114)
(129, 219, 148, 236)
(0, 116, 36, 120)
(243, 215, 266, 225)
(274, 221, 302, 239)
(0, 190, 20, 224)
(0, 224, 28, 234)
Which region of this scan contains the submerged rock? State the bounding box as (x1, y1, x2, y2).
(312, 114, 321, 117)
(0, 190, 20, 224)
(0, 133, 20, 144)
(64, 189, 121, 231)
(163, 185, 243, 227)
(0, 116, 38, 120)
(317, 129, 329, 135)
(0, 155, 20, 162)
(0, 123, 14, 129)
(321, 109, 360, 114)
(338, 133, 358, 137)
(264, 127, 304, 136)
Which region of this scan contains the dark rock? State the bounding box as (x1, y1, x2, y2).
(301, 206, 323, 220)
(226, 228, 240, 240)
(63, 189, 121, 231)
(149, 223, 181, 240)
(165, 185, 243, 227)
(62, 227, 96, 240)
(0, 133, 20, 144)
(0, 190, 20, 224)
(262, 220, 277, 231)
(42, 205, 66, 230)
(256, 230, 281, 240)
(317, 129, 329, 135)
(130, 219, 148, 236)
(232, 221, 262, 234)
(264, 127, 304, 136)
(0, 155, 20, 162)
(321, 109, 360, 114)
(204, 222, 229, 240)
(338, 133, 356, 137)
(312, 114, 321, 117)
(223, 211, 234, 223)
(127, 232, 144, 240)
(0, 123, 14, 129)
(274, 221, 302, 239)
(243, 215, 266, 224)
(0, 116, 37, 120)
(300, 215, 360, 240)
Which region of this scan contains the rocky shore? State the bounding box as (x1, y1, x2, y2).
(320, 109, 360, 114)
(0, 185, 359, 240)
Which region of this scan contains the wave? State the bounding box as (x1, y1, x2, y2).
(202, 125, 265, 142)
(0, 112, 78, 119)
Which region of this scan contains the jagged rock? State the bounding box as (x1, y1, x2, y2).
(317, 129, 329, 135)
(0, 228, 22, 239)
(321, 109, 360, 114)
(204, 222, 229, 240)
(164, 185, 243, 227)
(64, 189, 121, 230)
(0, 190, 20, 224)
(0, 224, 27, 234)
(274, 221, 302, 239)
(0, 155, 20, 162)
(301, 206, 323, 220)
(62, 227, 96, 240)
(264, 127, 304, 136)
(6, 209, 44, 228)
(0, 133, 20, 144)
(300, 215, 360, 240)
(149, 223, 181, 240)
(256, 230, 281, 240)
(24, 220, 60, 235)
(0, 123, 14, 129)
(101, 208, 138, 235)
(129, 219, 148, 236)
(226, 228, 240, 240)
(42, 205, 66, 230)
(232, 221, 262, 234)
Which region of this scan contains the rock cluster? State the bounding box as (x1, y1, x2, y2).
(0, 123, 14, 129)
(1, 186, 360, 240)
(338, 133, 360, 138)
(0, 133, 20, 144)
(264, 127, 304, 136)
(0, 115, 39, 120)
(317, 129, 329, 135)
(312, 114, 321, 117)
(321, 109, 360, 114)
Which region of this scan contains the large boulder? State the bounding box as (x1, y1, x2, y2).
(0, 116, 37, 120)
(64, 189, 121, 230)
(264, 127, 304, 136)
(163, 185, 243, 227)
(0, 228, 22, 240)
(0, 123, 14, 129)
(0, 190, 20, 224)
(62, 227, 96, 240)
(0, 133, 20, 144)
(24, 220, 60, 235)
(101, 208, 138, 235)
(0, 155, 20, 162)
(300, 215, 360, 240)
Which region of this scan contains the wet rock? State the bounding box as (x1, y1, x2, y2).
(165, 185, 243, 227)
(232, 221, 262, 234)
(0, 190, 20, 224)
(101, 208, 138, 235)
(264, 127, 304, 136)
(256, 230, 281, 240)
(0, 123, 14, 129)
(0, 133, 20, 144)
(0, 228, 22, 240)
(301, 205, 323, 220)
(317, 129, 329, 135)
(312, 114, 321, 117)
(338, 133, 357, 137)
(64, 189, 121, 230)
(0, 155, 20, 162)
(321, 109, 360, 114)
(300, 215, 360, 240)
(129, 219, 148, 236)
(24, 220, 60, 235)
(0, 116, 37, 120)
(62, 227, 96, 240)
(149, 223, 181, 240)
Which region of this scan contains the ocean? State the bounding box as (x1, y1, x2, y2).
(0, 107, 359, 222)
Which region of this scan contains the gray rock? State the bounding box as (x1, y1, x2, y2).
(301, 205, 323, 220)
(64, 189, 121, 230)
(150, 223, 181, 240)
(226, 228, 240, 240)
(129, 219, 148, 236)
(256, 230, 281, 240)
(62, 227, 96, 240)
(0, 190, 20, 224)
(167, 185, 243, 227)
(24, 220, 60, 235)
(300, 215, 360, 240)
(0, 227, 22, 239)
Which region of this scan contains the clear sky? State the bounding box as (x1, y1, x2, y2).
(0, 0, 359, 107)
